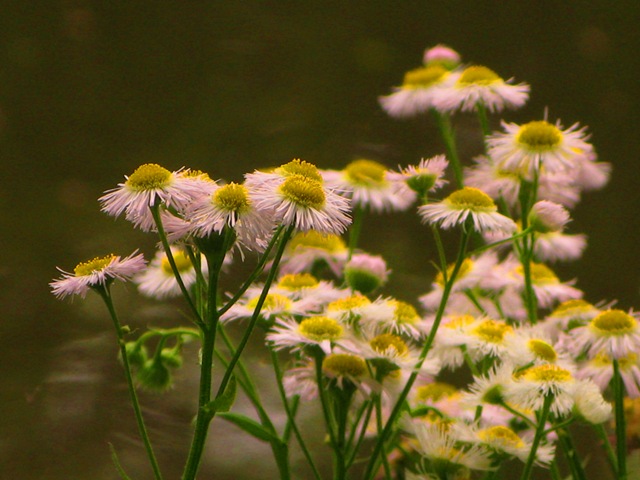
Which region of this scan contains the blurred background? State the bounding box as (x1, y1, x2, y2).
(2, 1, 639, 478)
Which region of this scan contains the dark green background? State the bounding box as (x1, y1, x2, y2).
(2, 2, 638, 478)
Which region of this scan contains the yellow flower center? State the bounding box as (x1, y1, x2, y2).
(279, 175, 326, 209)
(551, 299, 594, 317)
(288, 230, 346, 253)
(213, 183, 251, 213)
(446, 187, 496, 211)
(478, 426, 524, 449)
(247, 293, 292, 312)
(517, 121, 562, 151)
(472, 319, 513, 344)
(516, 262, 558, 285)
(126, 163, 172, 191)
(369, 333, 409, 356)
(322, 353, 367, 377)
(444, 314, 476, 330)
(591, 309, 637, 335)
(344, 159, 387, 186)
(458, 65, 502, 86)
(327, 294, 371, 311)
(402, 65, 448, 88)
(521, 364, 572, 383)
(435, 258, 474, 287)
(183, 169, 212, 181)
(160, 250, 193, 274)
(298, 316, 343, 342)
(74, 254, 116, 276)
(278, 159, 323, 182)
(527, 339, 558, 362)
(415, 382, 457, 403)
(277, 273, 319, 291)
(393, 300, 420, 325)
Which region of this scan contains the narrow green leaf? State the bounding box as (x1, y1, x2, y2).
(218, 412, 283, 444)
(203, 374, 237, 419)
(109, 443, 133, 480)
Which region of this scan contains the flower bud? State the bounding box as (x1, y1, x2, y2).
(122, 341, 148, 369)
(423, 44, 461, 69)
(344, 253, 389, 294)
(528, 200, 570, 233)
(136, 357, 173, 392)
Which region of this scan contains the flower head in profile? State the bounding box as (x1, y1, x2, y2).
(323, 159, 416, 212)
(279, 229, 348, 277)
(390, 155, 449, 200)
(487, 119, 592, 180)
(248, 159, 351, 234)
(566, 309, 640, 360)
(419, 187, 516, 233)
(99, 164, 210, 231)
(433, 65, 530, 114)
(51, 251, 146, 299)
(423, 44, 461, 69)
(134, 247, 206, 299)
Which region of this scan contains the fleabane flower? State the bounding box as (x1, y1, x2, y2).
(419, 187, 516, 233)
(359, 298, 423, 340)
(487, 119, 592, 180)
(571, 379, 612, 424)
(51, 252, 146, 299)
(578, 352, 640, 398)
(390, 155, 449, 200)
(323, 159, 416, 212)
(99, 163, 208, 231)
(322, 352, 370, 390)
(433, 65, 530, 114)
(249, 159, 351, 234)
(135, 247, 205, 299)
(344, 253, 390, 294)
(506, 260, 582, 309)
(528, 200, 570, 233)
(423, 44, 461, 69)
(379, 64, 454, 118)
(267, 315, 346, 355)
(278, 229, 348, 277)
(566, 309, 640, 360)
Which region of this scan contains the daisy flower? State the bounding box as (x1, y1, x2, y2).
(502, 327, 569, 368)
(267, 315, 346, 355)
(248, 159, 351, 234)
(533, 231, 588, 263)
(419, 187, 516, 233)
(321, 352, 370, 390)
(283, 361, 318, 400)
(51, 251, 146, 299)
(571, 379, 612, 424)
(487, 119, 592, 180)
(270, 272, 344, 305)
(578, 352, 640, 398)
(99, 163, 209, 231)
(506, 260, 583, 309)
(324, 293, 374, 323)
(278, 229, 348, 277)
(343, 252, 389, 294)
(423, 44, 461, 69)
(378, 64, 455, 118)
(359, 297, 423, 340)
(220, 291, 315, 325)
(322, 159, 416, 212)
(432, 65, 530, 114)
(528, 200, 570, 234)
(390, 155, 449, 200)
(464, 317, 515, 361)
(565, 309, 640, 360)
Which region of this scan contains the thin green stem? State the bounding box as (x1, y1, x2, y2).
(347, 205, 366, 261)
(467, 227, 533, 257)
(314, 355, 340, 471)
(96, 287, 163, 480)
(476, 101, 491, 140)
(431, 225, 448, 278)
(614, 359, 628, 479)
(557, 428, 586, 480)
(431, 109, 463, 188)
(362, 229, 470, 480)
(345, 401, 374, 469)
(519, 394, 553, 480)
(595, 422, 618, 474)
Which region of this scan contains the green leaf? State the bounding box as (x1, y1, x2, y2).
(203, 375, 237, 418)
(218, 412, 283, 444)
(109, 443, 133, 480)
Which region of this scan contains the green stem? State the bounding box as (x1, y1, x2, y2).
(347, 204, 365, 261)
(314, 355, 341, 475)
(345, 401, 374, 470)
(467, 227, 533, 257)
(476, 101, 491, 140)
(431, 109, 463, 189)
(519, 394, 553, 480)
(557, 428, 586, 480)
(96, 287, 163, 480)
(614, 359, 628, 479)
(431, 225, 448, 278)
(362, 230, 470, 480)
(595, 423, 618, 474)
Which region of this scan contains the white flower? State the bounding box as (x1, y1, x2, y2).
(390, 155, 449, 199)
(533, 231, 587, 263)
(433, 65, 529, 114)
(267, 315, 346, 355)
(419, 187, 516, 233)
(323, 159, 416, 212)
(578, 352, 640, 399)
(278, 229, 348, 277)
(571, 378, 612, 424)
(134, 247, 205, 299)
(528, 200, 570, 233)
(566, 309, 640, 360)
(487, 119, 592, 180)
(51, 252, 146, 299)
(99, 164, 210, 231)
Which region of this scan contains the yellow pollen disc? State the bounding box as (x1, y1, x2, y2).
(247, 293, 292, 311)
(522, 364, 572, 383)
(183, 169, 212, 181)
(592, 352, 612, 367)
(279, 175, 326, 209)
(619, 353, 638, 370)
(213, 183, 250, 213)
(74, 254, 116, 276)
(278, 159, 323, 182)
(517, 121, 562, 151)
(415, 382, 457, 402)
(527, 339, 557, 362)
(393, 300, 420, 324)
(435, 258, 474, 287)
(445, 314, 476, 329)
(298, 317, 343, 341)
(446, 187, 496, 211)
(277, 273, 319, 290)
(370, 333, 409, 356)
(126, 163, 172, 191)
(551, 299, 594, 317)
(478, 426, 524, 448)
(458, 65, 502, 85)
(472, 319, 513, 344)
(288, 230, 346, 253)
(591, 309, 637, 335)
(328, 294, 371, 311)
(322, 353, 367, 378)
(516, 262, 558, 284)
(161, 250, 193, 274)
(402, 65, 448, 88)
(344, 159, 387, 186)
